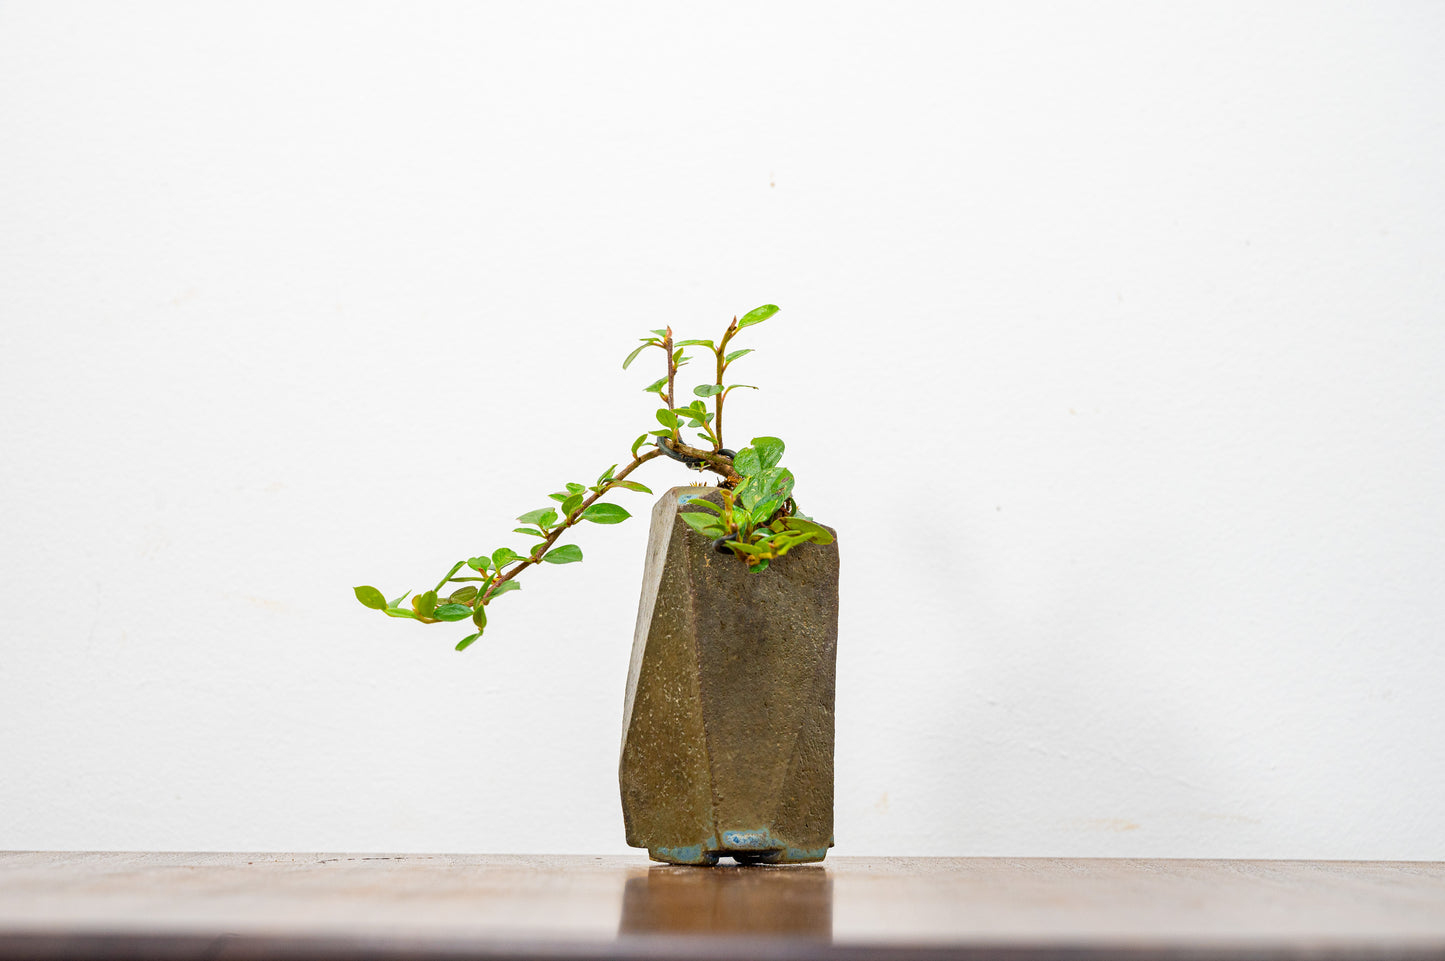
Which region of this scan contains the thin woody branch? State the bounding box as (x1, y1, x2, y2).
(480, 447, 665, 604)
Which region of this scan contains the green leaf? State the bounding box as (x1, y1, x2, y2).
(608, 479, 652, 493)
(622, 343, 652, 370)
(466, 556, 490, 572)
(389, 592, 411, 608)
(566, 482, 586, 495)
(751, 436, 785, 469)
(517, 507, 556, 528)
(674, 407, 708, 426)
(561, 493, 584, 518)
(547, 491, 569, 503)
(631, 433, 649, 457)
(512, 527, 546, 539)
(490, 579, 522, 598)
(543, 544, 584, 564)
(782, 517, 834, 545)
(746, 556, 771, 573)
(432, 603, 473, 622)
(649, 328, 669, 337)
(655, 408, 679, 430)
(448, 586, 478, 605)
(675, 339, 714, 348)
(642, 377, 667, 394)
(724, 348, 753, 363)
(693, 384, 724, 397)
(737, 304, 779, 329)
(491, 547, 522, 569)
(596, 464, 618, 486)
(472, 605, 487, 630)
(414, 590, 438, 618)
(679, 511, 727, 537)
(750, 498, 782, 522)
(723, 384, 758, 395)
(383, 607, 417, 619)
(455, 632, 481, 652)
(353, 585, 387, 610)
(678, 495, 722, 515)
(739, 467, 794, 511)
(581, 502, 631, 524)
(726, 539, 767, 555)
(733, 447, 762, 475)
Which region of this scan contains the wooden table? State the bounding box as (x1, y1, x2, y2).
(1, 853, 1442, 960)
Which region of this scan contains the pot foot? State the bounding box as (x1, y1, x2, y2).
(648, 844, 720, 866)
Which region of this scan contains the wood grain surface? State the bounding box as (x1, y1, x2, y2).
(0, 853, 1442, 960)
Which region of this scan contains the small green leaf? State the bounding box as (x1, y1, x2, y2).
(675, 339, 715, 348)
(353, 585, 387, 610)
(448, 586, 478, 605)
(737, 304, 779, 329)
(733, 447, 762, 475)
(491, 547, 522, 569)
(747, 556, 771, 573)
(596, 464, 618, 486)
(432, 603, 473, 622)
(414, 590, 438, 618)
(631, 433, 649, 457)
(582, 502, 631, 524)
(782, 517, 833, 544)
(383, 607, 417, 619)
(642, 377, 667, 394)
(679, 496, 723, 515)
(547, 492, 569, 503)
(466, 556, 490, 572)
(389, 592, 411, 608)
(622, 343, 652, 370)
(566, 482, 586, 494)
(675, 407, 707, 426)
(490, 580, 522, 598)
(472, 605, 487, 630)
(649, 328, 669, 337)
(455, 632, 481, 652)
(608, 479, 652, 493)
(751, 436, 785, 469)
(724, 348, 753, 363)
(679, 511, 728, 537)
(517, 507, 555, 528)
(512, 527, 546, 539)
(723, 384, 758, 395)
(656, 408, 680, 430)
(751, 498, 783, 522)
(543, 544, 584, 564)
(561, 493, 584, 518)
(693, 383, 724, 397)
(726, 539, 767, 555)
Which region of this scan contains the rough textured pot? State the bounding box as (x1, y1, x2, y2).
(619, 486, 840, 865)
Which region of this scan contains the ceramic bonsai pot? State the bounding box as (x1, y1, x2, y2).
(619, 486, 839, 865)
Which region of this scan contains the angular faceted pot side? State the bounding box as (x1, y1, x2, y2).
(620, 487, 839, 866)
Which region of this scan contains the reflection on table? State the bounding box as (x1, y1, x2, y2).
(619, 863, 832, 939)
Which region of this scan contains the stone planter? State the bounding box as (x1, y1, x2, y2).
(619, 486, 840, 865)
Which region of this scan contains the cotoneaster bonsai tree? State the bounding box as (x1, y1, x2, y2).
(353, 304, 834, 651)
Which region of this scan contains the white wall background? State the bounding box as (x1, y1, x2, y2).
(2, 2, 1442, 859)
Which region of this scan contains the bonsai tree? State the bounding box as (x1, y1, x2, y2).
(354, 304, 834, 651)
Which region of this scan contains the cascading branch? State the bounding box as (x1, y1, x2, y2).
(353, 304, 833, 651)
